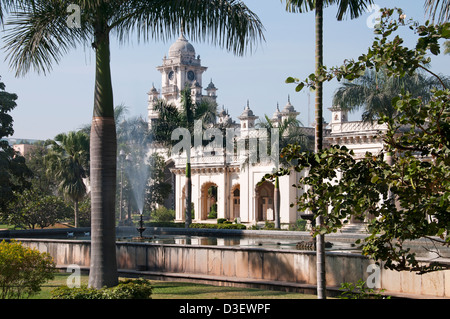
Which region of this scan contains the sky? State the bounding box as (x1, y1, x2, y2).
(1, 0, 449, 141)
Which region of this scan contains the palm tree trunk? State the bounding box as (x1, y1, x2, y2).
(88, 26, 119, 289)
(74, 199, 79, 228)
(274, 176, 280, 229)
(315, 0, 326, 300)
(185, 162, 192, 227)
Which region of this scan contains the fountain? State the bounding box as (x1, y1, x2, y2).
(136, 212, 146, 239)
(119, 120, 154, 240)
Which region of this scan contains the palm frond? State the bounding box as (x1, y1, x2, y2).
(425, 0, 450, 23)
(111, 0, 265, 56)
(283, 0, 374, 20)
(2, 0, 91, 77)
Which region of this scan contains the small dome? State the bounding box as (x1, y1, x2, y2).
(168, 34, 196, 58)
(272, 103, 282, 121)
(282, 96, 298, 114)
(239, 101, 257, 119)
(206, 80, 217, 90)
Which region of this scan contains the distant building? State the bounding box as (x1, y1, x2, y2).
(147, 34, 387, 228)
(13, 144, 37, 157)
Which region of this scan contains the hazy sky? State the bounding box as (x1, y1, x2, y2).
(1, 0, 448, 141)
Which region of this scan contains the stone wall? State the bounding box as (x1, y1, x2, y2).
(13, 238, 450, 298)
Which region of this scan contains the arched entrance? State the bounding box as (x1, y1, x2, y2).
(201, 182, 218, 220)
(231, 184, 240, 221)
(255, 181, 274, 221)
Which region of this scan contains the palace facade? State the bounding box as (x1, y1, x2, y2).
(147, 34, 387, 228)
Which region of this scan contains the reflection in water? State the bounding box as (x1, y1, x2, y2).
(116, 235, 360, 252)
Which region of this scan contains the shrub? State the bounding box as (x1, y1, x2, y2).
(151, 207, 175, 222)
(217, 218, 227, 224)
(51, 279, 153, 299)
(0, 240, 56, 299)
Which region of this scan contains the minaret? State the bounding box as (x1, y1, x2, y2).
(205, 79, 218, 100)
(147, 84, 160, 129)
(281, 95, 299, 122)
(271, 103, 282, 127)
(238, 100, 258, 131)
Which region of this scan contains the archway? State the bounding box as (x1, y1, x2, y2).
(201, 182, 218, 220)
(231, 184, 240, 221)
(255, 181, 274, 221)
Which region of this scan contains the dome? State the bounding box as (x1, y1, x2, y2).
(168, 34, 196, 58)
(272, 103, 282, 121)
(282, 96, 299, 115)
(238, 101, 258, 119)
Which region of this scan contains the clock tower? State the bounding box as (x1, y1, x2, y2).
(156, 33, 208, 109)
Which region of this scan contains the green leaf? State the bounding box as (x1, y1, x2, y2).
(295, 82, 305, 92)
(285, 77, 296, 84)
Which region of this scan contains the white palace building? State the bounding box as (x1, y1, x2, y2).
(147, 34, 387, 228)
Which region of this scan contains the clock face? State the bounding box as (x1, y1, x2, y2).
(168, 71, 174, 80)
(187, 70, 195, 81)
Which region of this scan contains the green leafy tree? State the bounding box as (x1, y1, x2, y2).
(0, 240, 55, 299)
(23, 141, 58, 195)
(45, 131, 90, 228)
(0, 79, 32, 213)
(277, 8, 450, 274)
(146, 153, 172, 212)
(4, 188, 72, 229)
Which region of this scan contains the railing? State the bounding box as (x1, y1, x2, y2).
(330, 121, 387, 134)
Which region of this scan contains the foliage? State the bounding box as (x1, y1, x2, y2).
(22, 141, 57, 195)
(0, 79, 32, 212)
(332, 68, 449, 122)
(0, 240, 55, 299)
(45, 130, 90, 227)
(338, 280, 389, 299)
(51, 279, 153, 299)
(289, 219, 307, 231)
(276, 9, 450, 273)
(146, 153, 172, 210)
(150, 207, 175, 223)
(2, 188, 72, 229)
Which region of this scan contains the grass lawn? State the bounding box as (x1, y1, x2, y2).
(33, 273, 316, 299)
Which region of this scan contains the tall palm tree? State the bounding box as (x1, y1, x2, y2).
(2, 0, 264, 289)
(153, 86, 218, 227)
(283, 0, 374, 299)
(45, 131, 90, 228)
(333, 68, 448, 121)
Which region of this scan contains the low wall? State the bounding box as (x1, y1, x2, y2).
(10, 238, 450, 298)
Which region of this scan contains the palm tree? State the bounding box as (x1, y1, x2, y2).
(2, 0, 264, 289)
(257, 114, 310, 228)
(425, 0, 449, 23)
(333, 68, 448, 121)
(45, 131, 90, 228)
(153, 86, 218, 227)
(283, 0, 374, 299)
